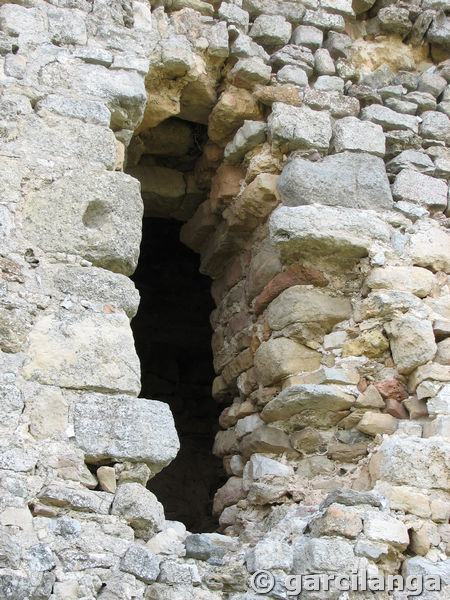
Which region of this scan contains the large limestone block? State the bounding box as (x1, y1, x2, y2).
(278, 152, 392, 211)
(267, 286, 351, 332)
(332, 116, 386, 156)
(392, 169, 448, 210)
(52, 265, 140, 318)
(369, 437, 450, 490)
(22, 170, 143, 276)
(254, 337, 321, 385)
(261, 384, 354, 422)
(111, 483, 165, 540)
(357, 412, 398, 436)
(268, 102, 332, 152)
(239, 425, 294, 457)
(361, 104, 420, 133)
(293, 537, 356, 574)
(364, 514, 409, 549)
(385, 316, 437, 374)
(22, 311, 141, 395)
(6, 114, 117, 169)
(249, 14, 292, 52)
(128, 164, 186, 218)
(366, 266, 435, 298)
(406, 223, 450, 273)
(74, 394, 179, 473)
(270, 205, 392, 262)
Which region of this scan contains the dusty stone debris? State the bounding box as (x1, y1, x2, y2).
(0, 0, 449, 598)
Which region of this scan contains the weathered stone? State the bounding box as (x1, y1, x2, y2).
(292, 537, 356, 574)
(213, 477, 244, 515)
(74, 394, 179, 472)
(361, 104, 420, 133)
(278, 152, 392, 210)
(419, 110, 450, 143)
(387, 151, 436, 176)
(229, 62, 269, 94)
(370, 437, 450, 489)
(262, 383, 354, 422)
(28, 387, 68, 440)
(364, 513, 409, 549)
(268, 102, 332, 152)
(270, 205, 392, 262)
(357, 412, 398, 436)
(22, 170, 143, 276)
(208, 86, 263, 146)
(385, 316, 437, 375)
(276, 65, 308, 87)
(270, 45, 314, 74)
(37, 481, 112, 514)
(225, 173, 279, 229)
(343, 328, 390, 358)
(254, 337, 321, 385)
(291, 25, 323, 51)
(320, 488, 385, 510)
(332, 117, 385, 156)
(218, 2, 249, 32)
(313, 75, 344, 93)
(240, 425, 294, 457)
(406, 223, 450, 272)
(230, 33, 270, 62)
(310, 505, 363, 538)
(111, 483, 165, 540)
(249, 14, 292, 52)
(355, 385, 385, 409)
(366, 266, 435, 298)
(314, 48, 336, 75)
(393, 169, 448, 210)
(246, 539, 293, 572)
(120, 544, 160, 583)
(267, 286, 351, 332)
(224, 121, 267, 164)
(22, 312, 140, 395)
(436, 339, 450, 365)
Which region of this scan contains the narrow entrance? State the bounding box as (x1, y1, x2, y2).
(131, 217, 226, 532)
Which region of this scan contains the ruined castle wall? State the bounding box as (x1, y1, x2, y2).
(0, 0, 449, 598)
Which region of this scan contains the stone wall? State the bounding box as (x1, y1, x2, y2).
(0, 0, 449, 599)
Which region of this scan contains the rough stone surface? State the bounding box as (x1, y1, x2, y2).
(278, 152, 392, 211)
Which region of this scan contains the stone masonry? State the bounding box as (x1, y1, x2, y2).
(0, 0, 449, 599)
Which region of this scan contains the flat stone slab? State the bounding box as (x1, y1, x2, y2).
(74, 393, 180, 472)
(278, 152, 392, 211)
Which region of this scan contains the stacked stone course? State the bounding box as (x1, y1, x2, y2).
(0, 0, 449, 598)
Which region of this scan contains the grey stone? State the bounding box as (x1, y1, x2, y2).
(320, 488, 386, 510)
(23, 171, 142, 275)
(364, 513, 409, 548)
(35, 94, 111, 126)
(111, 483, 165, 540)
(218, 3, 249, 32)
(384, 97, 417, 114)
(268, 102, 332, 152)
(27, 543, 55, 572)
(52, 264, 140, 318)
(290, 25, 323, 51)
(323, 31, 351, 59)
(418, 71, 448, 97)
(157, 36, 195, 78)
(0, 573, 33, 600)
(361, 104, 420, 132)
(128, 164, 185, 218)
(393, 70, 419, 91)
(37, 481, 112, 514)
(293, 537, 356, 574)
(276, 65, 308, 87)
(386, 149, 435, 174)
(230, 33, 270, 62)
(420, 110, 450, 143)
(377, 7, 412, 38)
(231, 57, 272, 87)
(184, 534, 226, 563)
(0, 384, 23, 430)
(313, 75, 344, 92)
(314, 47, 335, 75)
(74, 394, 179, 472)
(392, 169, 448, 210)
(379, 85, 407, 100)
(278, 152, 392, 210)
(408, 9, 435, 46)
(249, 14, 292, 51)
(405, 91, 437, 113)
(224, 120, 267, 164)
(302, 9, 345, 32)
(385, 316, 437, 374)
(270, 204, 392, 262)
(261, 384, 354, 422)
(4, 54, 26, 79)
(243, 0, 308, 23)
(0, 4, 44, 37)
(74, 46, 113, 67)
(332, 117, 385, 156)
(402, 557, 450, 600)
(246, 539, 293, 572)
(361, 64, 395, 89)
(22, 311, 141, 394)
(427, 11, 450, 47)
(48, 7, 87, 45)
(120, 544, 160, 583)
(270, 44, 314, 75)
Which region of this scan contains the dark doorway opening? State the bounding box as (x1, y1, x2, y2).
(131, 218, 226, 532)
